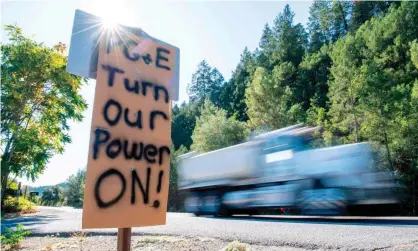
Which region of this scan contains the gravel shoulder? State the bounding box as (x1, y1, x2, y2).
(19, 234, 315, 251)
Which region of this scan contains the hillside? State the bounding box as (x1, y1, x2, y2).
(28, 183, 68, 196)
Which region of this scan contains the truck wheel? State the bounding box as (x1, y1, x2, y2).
(213, 194, 229, 217)
(185, 193, 202, 216)
(298, 186, 347, 216)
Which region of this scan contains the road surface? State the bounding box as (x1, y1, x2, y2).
(2, 206, 418, 250)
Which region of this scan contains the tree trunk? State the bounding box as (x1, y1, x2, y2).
(337, 1, 349, 34)
(1, 171, 10, 208)
(353, 113, 359, 142)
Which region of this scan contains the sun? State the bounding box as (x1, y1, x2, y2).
(102, 16, 118, 30)
(91, 0, 133, 30)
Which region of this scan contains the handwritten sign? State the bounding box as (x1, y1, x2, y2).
(82, 30, 177, 229)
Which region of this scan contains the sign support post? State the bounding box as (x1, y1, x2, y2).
(117, 228, 132, 251)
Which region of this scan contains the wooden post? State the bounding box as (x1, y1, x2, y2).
(117, 228, 131, 251)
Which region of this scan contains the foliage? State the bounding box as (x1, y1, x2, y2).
(1, 25, 88, 204)
(0, 224, 31, 250)
(2, 196, 37, 214)
(245, 65, 304, 130)
(187, 60, 225, 107)
(169, 1, 418, 215)
(167, 144, 188, 211)
(6, 180, 18, 191)
(29, 195, 40, 204)
(171, 101, 200, 150)
(41, 185, 64, 206)
(191, 100, 248, 153)
(220, 48, 255, 121)
(64, 168, 86, 208)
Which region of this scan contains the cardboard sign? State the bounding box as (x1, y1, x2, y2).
(82, 29, 176, 229)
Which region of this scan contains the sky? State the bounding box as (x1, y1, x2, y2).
(2, 0, 312, 187)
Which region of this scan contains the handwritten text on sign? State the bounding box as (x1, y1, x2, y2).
(82, 32, 176, 229)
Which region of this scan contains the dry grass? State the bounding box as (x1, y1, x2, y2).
(21, 207, 39, 214)
(44, 243, 53, 251)
(137, 236, 162, 244)
(70, 231, 87, 239)
(224, 241, 249, 251)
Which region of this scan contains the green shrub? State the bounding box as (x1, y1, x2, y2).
(225, 241, 248, 251)
(29, 195, 40, 204)
(3, 196, 37, 214)
(1, 224, 31, 249)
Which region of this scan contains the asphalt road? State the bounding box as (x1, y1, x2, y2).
(2, 206, 418, 250)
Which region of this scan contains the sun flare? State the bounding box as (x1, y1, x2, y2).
(91, 0, 133, 30)
(102, 17, 118, 30)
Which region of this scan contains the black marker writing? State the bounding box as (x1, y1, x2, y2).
(102, 65, 124, 87)
(142, 54, 152, 65)
(123, 140, 142, 160)
(92, 129, 171, 164)
(106, 139, 122, 159)
(157, 170, 163, 193)
(141, 81, 153, 97)
(100, 68, 170, 104)
(124, 108, 142, 129)
(154, 85, 169, 104)
(93, 128, 110, 159)
(95, 168, 126, 208)
(131, 167, 150, 205)
(158, 146, 170, 165)
(123, 40, 140, 61)
(144, 144, 157, 164)
(103, 99, 122, 126)
(150, 111, 168, 130)
(156, 47, 171, 71)
(124, 78, 140, 94)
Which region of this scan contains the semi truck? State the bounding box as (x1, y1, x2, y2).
(177, 124, 399, 216)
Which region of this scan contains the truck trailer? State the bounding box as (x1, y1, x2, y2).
(177, 124, 399, 216)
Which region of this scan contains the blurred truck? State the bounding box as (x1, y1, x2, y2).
(177, 124, 399, 216)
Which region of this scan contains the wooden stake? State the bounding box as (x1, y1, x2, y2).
(117, 228, 131, 251)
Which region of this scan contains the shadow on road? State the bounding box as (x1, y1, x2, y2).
(203, 215, 418, 227)
(1, 214, 59, 232)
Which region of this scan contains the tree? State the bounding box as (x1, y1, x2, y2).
(191, 100, 248, 153)
(327, 1, 418, 174)
(329, 0, 351, 40)
(245, 66, 304, 130)
(220, 47, 255, 121)
(296, 45, 331, 111)
(41, 185, 63, 206)
(187, 60, 225, 107)
(327, 34, 363, 144)
(307, 1, 332, 52)
(306, 0, 352, 51)
(411, 40, 418, 69)
(167, 144, 187, 211)
(257, 24, 275, 69)
(64, 168, 86, 208)
(271, 4, 308, 67)
(171, 101, 200, 150)
(349, 1, 393, 33)
(1, 25, 88, 204)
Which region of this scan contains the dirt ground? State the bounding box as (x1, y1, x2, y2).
(18, 233, 312, 251)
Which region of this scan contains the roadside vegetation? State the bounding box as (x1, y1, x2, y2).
(225, 241, 249, 251)
(171, 1, 418, 215)
(1, 224, 31, 250)
(1, 1, 418, 216)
